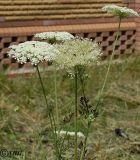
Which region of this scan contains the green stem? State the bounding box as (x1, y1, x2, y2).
(59, 130, 69, 156)
(74, 66, 78, 160)
(77, 67, 86, 98)
(51, 113, 62, 160)
(95, 18, 122, 112)
(78, 66, 91, 160)
(36, 66, 49, 109)
(54, 63, 59, 127)
(36, 66, 60, 160)
(80, 122, 91, 160)
(77, 67, 89, 115)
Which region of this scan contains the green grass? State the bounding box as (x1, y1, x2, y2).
(0, 55, 140, 160)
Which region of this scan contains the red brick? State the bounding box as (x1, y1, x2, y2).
(87, 33, 96, 38)
(2, 58, 11, 64)
(119, 45, 127, 50)
(75, 33, 84, 37)
(135, 42, 140, 46)
(135, 47, 140, 51)
(1, 48, 9, 54)
(120, 35, 127, 41)
(0, 22, 136, 36)
(10, 63, 19, 69)
(17, 36, 27, 42)
(126, 30, 134, 35)
(0, 43, 3, 49)
(101, 41, 108, 46)
(101, 32, 110, 37)
(0, 54, 3, 59)
(135, 0, 140, 3)
(108, 36, 115, 41)
(126, 39, 133, 44)
(23, 62, 32, 67)
(96, 37, 103, 42)
(10, 42, 19, 45)
(1, 37, 12, 43)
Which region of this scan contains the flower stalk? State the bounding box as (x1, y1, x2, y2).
(77, 66, 93, 160)
(7, 5, 139, 159)
(95, 17, 122, 113)
(74, 66, 78, 160)
(36, 66, 60, 160)
(80, 121, 91, 160)
(54, 63, 59, 127)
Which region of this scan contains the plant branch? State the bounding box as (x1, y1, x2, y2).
(74, 66, 78, 160)
(36, 66, 60, 160)
(80, 121, 91, 160)
(95, 18, 122, 112)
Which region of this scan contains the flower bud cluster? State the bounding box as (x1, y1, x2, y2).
(54, 38, 102, 72)
(8, 41, 58, 65)
(34, 32, 74, 42)
(102, 5, 139, 19)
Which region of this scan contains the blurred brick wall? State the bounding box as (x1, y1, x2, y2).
(123, 0, 140, 52)
(135, 0, 140, 52)
(0, 0, 139, 72)
(0, 23, 136, 71)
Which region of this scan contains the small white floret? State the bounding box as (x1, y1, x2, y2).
(54, 37, 102, 72)
(56, 130, 85, 138)
(8, 41, 59, 66)
(34, 32, 74, 42)
(102, 4, 139, 18)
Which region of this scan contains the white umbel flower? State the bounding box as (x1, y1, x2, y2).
(102, 4, 139, 18)
(56, 130, 85, 138)
(54, 38, 102, 71)
(34, 32, 74, 42)
(8, 41, 58, 66)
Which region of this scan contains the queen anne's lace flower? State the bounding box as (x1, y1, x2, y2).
(102, 5, 139, 19)
(56, 130, 85, 138)
(34, 32, 74, 42)
(8, 41, 58, 65)
(54, 38, 102, 71)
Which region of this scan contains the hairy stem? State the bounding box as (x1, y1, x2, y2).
(74, 66, 78, 160)
(36, 66, 60, 160)
(77, 67, 89, 115)
(54, 63, 59, 127)
(78, 66, 92, 160)
(95, 18, 122, 112)
(80, 122, 91, 160)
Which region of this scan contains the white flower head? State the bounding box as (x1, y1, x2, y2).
(102, 4, 139, 19)
(8, 41, 58, 65)
(34, 32, 74, 43)
(54, 37, 102, 72)
(56, 130, 85, 139)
